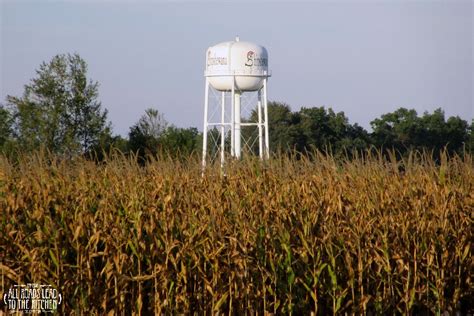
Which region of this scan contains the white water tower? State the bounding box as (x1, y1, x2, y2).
(202, 37, 271, 170)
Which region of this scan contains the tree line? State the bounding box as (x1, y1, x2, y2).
(1, 54, 473, 160)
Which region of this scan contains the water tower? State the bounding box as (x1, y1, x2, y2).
(202, 37, 271, 170)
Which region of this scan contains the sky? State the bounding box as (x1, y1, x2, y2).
(1, 0, 473, 137)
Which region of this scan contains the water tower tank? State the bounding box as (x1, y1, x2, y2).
(205, 37, 270, 91)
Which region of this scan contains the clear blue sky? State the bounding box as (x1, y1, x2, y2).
(1, 0, 473, 136)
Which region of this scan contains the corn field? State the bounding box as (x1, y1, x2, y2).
(1, 150, 473, 314)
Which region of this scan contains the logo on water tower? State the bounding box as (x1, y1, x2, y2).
(207, 51, 227, 67)
(245, 51, 267, 67)
(245, 51, 255, 66)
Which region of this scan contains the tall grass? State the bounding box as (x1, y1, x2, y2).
(1, 150, 472, 314)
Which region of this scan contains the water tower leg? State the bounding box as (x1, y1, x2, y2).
(202, 78, 210, 174)
(263, 78, 270, 159)
(234, 91, 241, 159)
(257, 90, 263, 160)
(220, 91, 225, 168)
(231, 77, 235, 157)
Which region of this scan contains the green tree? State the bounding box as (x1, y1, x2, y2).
(247, 102, 304, 154)
(337, 123, 371, 155)
(6, 53, 110, 154)
(0, 105, 12, 150)
(246, 103, 370, 156)
(128, 108, 168, 159)
(160, 127, 200, 158)
(268, 102, 304, 153)
(371, 107, 469, 156)
(467, 120, 474, 154)
(442, 115, 469, 154)
(135, 108, 168, 139)
(86, 134, 129, 161)
(370, 108, 420, 152)
(298, 106, 370, 156)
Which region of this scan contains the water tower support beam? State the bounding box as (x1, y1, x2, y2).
(220, 91, 225, 168)
(257, 90, 263, 159)
(263, 78, 270, 159)
(230, 76, 235, 157)
(202, 78, 210, 173)
(234, 91, 241, 159)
